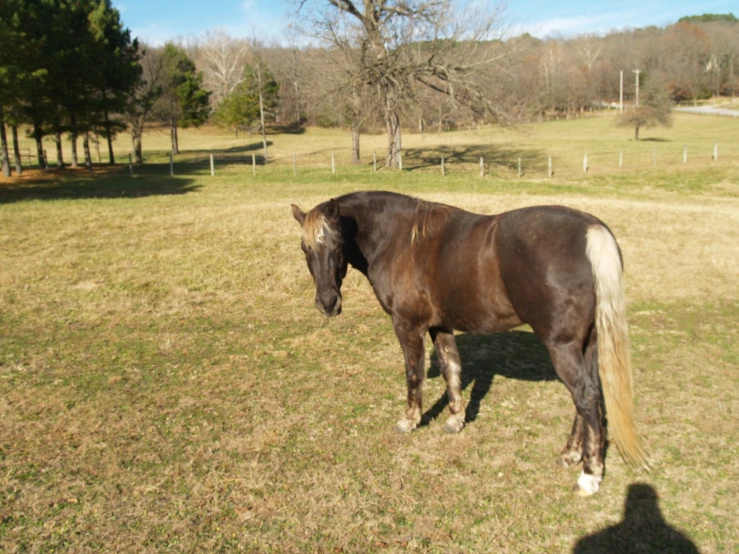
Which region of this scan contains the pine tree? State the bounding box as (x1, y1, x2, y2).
(156, 44, 211, 154)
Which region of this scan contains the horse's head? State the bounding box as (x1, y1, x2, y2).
(291, 199, 347, 317)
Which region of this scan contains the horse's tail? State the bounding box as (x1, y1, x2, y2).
(586, 225, 649, 468)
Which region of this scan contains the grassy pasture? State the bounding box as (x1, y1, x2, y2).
(1, 115, 738, 552)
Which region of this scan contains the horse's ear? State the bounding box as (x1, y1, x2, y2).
(326, 199, 340, 222)
(291, 204, 306, 225)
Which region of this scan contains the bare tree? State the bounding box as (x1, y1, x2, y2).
(195, 29, 251, 106)
(294, 0, 510, 168)
(663, 22, 711, 103)
(124, 45, 165, 164)
(576, 34, 603, 71)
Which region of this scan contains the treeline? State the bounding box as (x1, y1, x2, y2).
(0, 0, 140, 174)
(184, 14, 739, 136)
(2, 3, 738, 175)
(251, 15, 739, 131)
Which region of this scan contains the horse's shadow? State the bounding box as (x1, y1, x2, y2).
(423, 330, 558, 426)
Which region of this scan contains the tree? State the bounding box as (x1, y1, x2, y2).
(663, 22, 711, 103)
(155, 44, 211, 154)
(124, 44, 164, 163)
(296, 0, 509, 168)
(194, 29, 250, 106)
(240, 59, 279, 163)
(616, 79, 673, 140)
(212, 81, 258, 136)
(87, 0, 141, 165)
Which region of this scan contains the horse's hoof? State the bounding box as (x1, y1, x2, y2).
(443, 417, 465, 434)
(574, 472, 601, 496)
(394, 419, 417, 434)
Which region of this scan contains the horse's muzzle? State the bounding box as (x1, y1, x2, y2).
(316, 292, 342, 317)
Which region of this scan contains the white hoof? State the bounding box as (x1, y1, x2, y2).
(443, 415, 465, 434)
(575, 471, 602, 496)
(394, 419, 418, 434)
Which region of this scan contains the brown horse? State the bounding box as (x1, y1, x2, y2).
(291, 191, 647, 495)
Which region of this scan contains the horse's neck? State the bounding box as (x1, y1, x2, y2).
(342, 198, 412, 273)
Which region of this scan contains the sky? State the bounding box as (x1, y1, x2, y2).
(112, 0, 738, 45)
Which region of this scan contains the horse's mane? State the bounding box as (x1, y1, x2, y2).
(410, 199, 452, 244)
(302, 208, 338, 251)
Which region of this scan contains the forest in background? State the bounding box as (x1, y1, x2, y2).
(1, 1, 738, 174)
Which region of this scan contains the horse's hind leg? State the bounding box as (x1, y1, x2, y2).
(548, 340, 604, 495)
(558, 331, 598, 468)
(558, 413, 584, 468)
(393, 319, 426, 433)
(431, 328, 465, 434)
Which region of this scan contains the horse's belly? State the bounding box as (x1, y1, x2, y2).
(438, 289, 522, 333)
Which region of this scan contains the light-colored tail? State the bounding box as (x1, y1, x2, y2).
(586, 225, 649, 468)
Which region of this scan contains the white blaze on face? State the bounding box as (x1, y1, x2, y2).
(315, 226, 325, 245)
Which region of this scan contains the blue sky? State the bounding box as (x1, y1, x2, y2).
(113, 0, 738, 45)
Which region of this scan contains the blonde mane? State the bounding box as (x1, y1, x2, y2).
(302, 210, 338, 251)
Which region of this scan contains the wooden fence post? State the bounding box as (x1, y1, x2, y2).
(293, 153, 297, 176)
(480, 157, 484, 178)
(683, 146, 687, 164)
(517, 157, 522, 177)
(252, 153, 256, 176)
(583, 153, 588, 173)
(210, 154, 215, 176)
(548, 156, 552, 177)
(441, 156, 445, 176)
(713, 143, 718, 161)
(331, 152, 335, 174)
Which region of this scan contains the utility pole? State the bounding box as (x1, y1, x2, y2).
(632, 69, 641, 107)
(619, 70, 624, 112)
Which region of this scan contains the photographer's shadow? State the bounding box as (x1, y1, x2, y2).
(574, 483, 699, 553)
(422, 330, 558, 426)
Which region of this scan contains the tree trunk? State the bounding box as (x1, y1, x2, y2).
(170, 122, 179, 154)
(33, 123, 47, 169)
(70, 112, 78, 168)
(635, 125, 640, 141)
(132, 129, 143, 164)
(257, 67, 269, 164)
(351, 125, 360, 164)
(0, 107, 10, 178)
(55, 131, 64, 169)
(12, 125, 22, 176)
(105, 111, 115, 164)
(83, 132, 93, 171)
(385, 107, 402, 169)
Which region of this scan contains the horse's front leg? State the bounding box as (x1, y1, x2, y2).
(430, 327, 466, 434)
(393, 318, 426, 433)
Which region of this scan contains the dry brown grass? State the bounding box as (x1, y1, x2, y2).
(1, 121, 738, 553)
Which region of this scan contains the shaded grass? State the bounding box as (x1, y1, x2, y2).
(1, 117, 738, 552)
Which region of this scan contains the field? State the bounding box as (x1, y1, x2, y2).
(1, 114, 738, 553)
